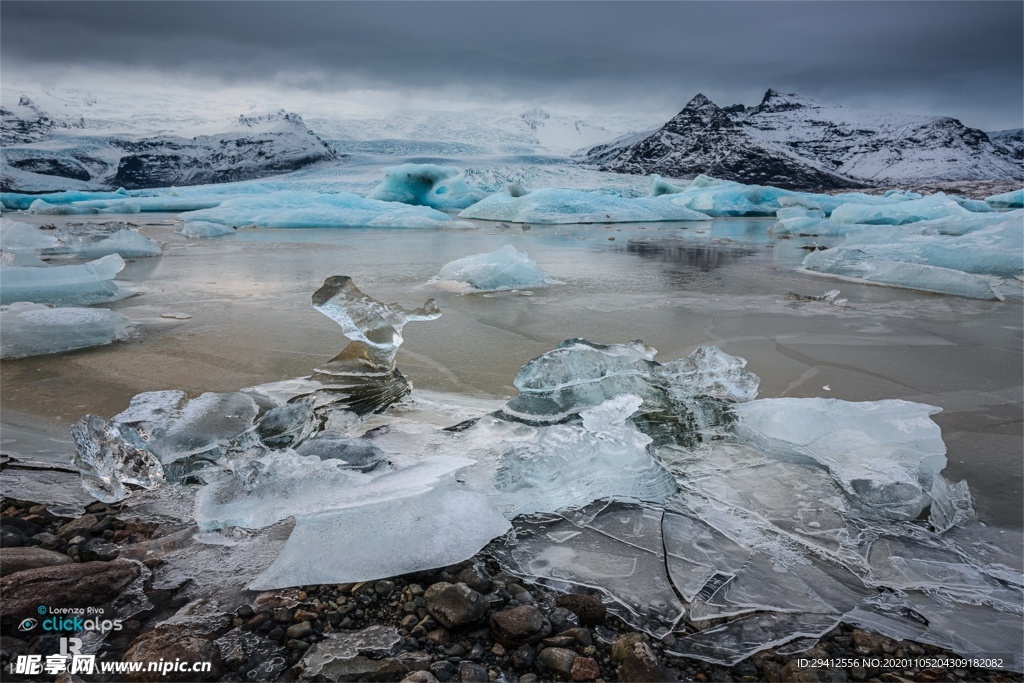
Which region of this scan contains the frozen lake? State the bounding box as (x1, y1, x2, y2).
(2, 211, 1021, 529)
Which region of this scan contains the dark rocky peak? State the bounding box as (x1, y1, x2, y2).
(236, 109, 308, 131)
(751, 89, 819, 115)
(664, 93, 733, 132)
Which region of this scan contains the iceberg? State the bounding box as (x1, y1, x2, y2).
(0, 188, 134, 211)
(436, 244, 553, 291)
(985, 188, 1024, 209)
(0, 254, 131, 305)
(368, 164, 487, 211)
(0, 302, 132, 359)
(459, 187, 711, 223)
(829, 193, 975, 225)
(181, 191, 466, 230)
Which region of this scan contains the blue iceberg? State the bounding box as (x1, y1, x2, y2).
(985, 188, 1024, 209)
(368, 164, 487, 211)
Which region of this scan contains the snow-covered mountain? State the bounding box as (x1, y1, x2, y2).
(1, 95, 85, 146)
(0, 102, 337, 192)
(586, 90, 1024, 189)
(989, 129, 1024, 161)
(111, 111, 337, 189)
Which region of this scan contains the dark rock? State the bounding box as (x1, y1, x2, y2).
(459, 662, 489, 682)
(0, 546, 73, 576)
(0, 559, 140, 631)
(559, 627, 592, 647)
(430, 660, 458, 682)
(570, 656, 601, 682)
(538, 647, 577, 676)
(287, 621, 314, 640)
(455, 565, 492, 594)
(425, 583, 487, 630)
(611, 633, 644, 663)
(546, 607, 579, 632)
(300, 654, 408, 682)
(56, 513, 99, 539)
(489, 606, 552, 647)
(0, 530, 24, 548)
(616, 641, 677, 683)
(122, 628, 223, 681)
(402, 672, 440, 683)
(555, 595, 606, 626)
(79, 537, 120, 562)
(511, 644, 536, 670)
(375, 579, 396, 597)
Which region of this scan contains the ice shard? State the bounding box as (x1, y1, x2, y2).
(70, 414, 166, 503)
(0, 302, 132, 359)
(310, 276, 441, 413)
(437, 244, 553, 291)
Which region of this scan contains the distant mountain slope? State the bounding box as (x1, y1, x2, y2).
(586, 90, 1024, 189)
(988, 128, 1024, 161)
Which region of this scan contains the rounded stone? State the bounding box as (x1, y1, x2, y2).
(489, 606, 552, 647)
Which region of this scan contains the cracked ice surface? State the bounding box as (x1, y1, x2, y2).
(68, 277, 1022, 670)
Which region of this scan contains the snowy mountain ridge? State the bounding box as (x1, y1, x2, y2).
(586, 90, 1023, 189)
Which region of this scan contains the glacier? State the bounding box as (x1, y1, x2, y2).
(458, 186, 712, 223)
(0, 302, 132, 359)
(436, 244, 553, 291)
(368, 163, 487, 211)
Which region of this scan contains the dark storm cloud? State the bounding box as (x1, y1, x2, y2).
(2, 1, 1022, 129)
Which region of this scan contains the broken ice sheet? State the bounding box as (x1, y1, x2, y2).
(490, 500, 686, 636)
(667, 612, 841, 667)
(70, 415, 165, 503)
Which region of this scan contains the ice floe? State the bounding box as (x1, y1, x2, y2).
(0, 253, 131, 305)
(0, 302, 132, 359)
(436, 244, 553, 291)
(459, 186, 711, 223)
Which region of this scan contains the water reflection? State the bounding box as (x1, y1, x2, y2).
(623, 238, 762, 272)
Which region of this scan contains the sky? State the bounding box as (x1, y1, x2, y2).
(2, 1, 1022, 131)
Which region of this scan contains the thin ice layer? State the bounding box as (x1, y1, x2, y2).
(667, 612, 841, 666)
(40, 228, 162, 259)
(437, 244, 552, 291)
(181, 190, 465, 230)
(0, 254, 130, 305)
(459, 187, 711, 223)
(733, 398, 946, 521)
(490, 501, 686, 636)
(0, 302, 132, 359)
(368, 164, 487, 211)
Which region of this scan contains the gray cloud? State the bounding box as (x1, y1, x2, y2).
(2, 1, 1021, 130)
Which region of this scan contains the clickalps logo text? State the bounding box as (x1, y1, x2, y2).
(28, 605, 124, 633)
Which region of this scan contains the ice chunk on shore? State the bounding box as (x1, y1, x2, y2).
(658, 345, 760, 403)
(985, 188, 1024, 209)
(0, 303, 131, 359)
(368, 164, 487, 211)
(182, 191, 464, 230)
(928, 475, 974, 532)
(733, 398, 946, 521)
(437, 244, 552, 291)
(459, 187, 711, 223)
(251, 483, 510, 589)
(0, 219, 58, 251)
(70, 414, 165, 502)
(0, 254, 130, 305)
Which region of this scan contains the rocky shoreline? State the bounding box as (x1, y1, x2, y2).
(1, 496, 1020, 683)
